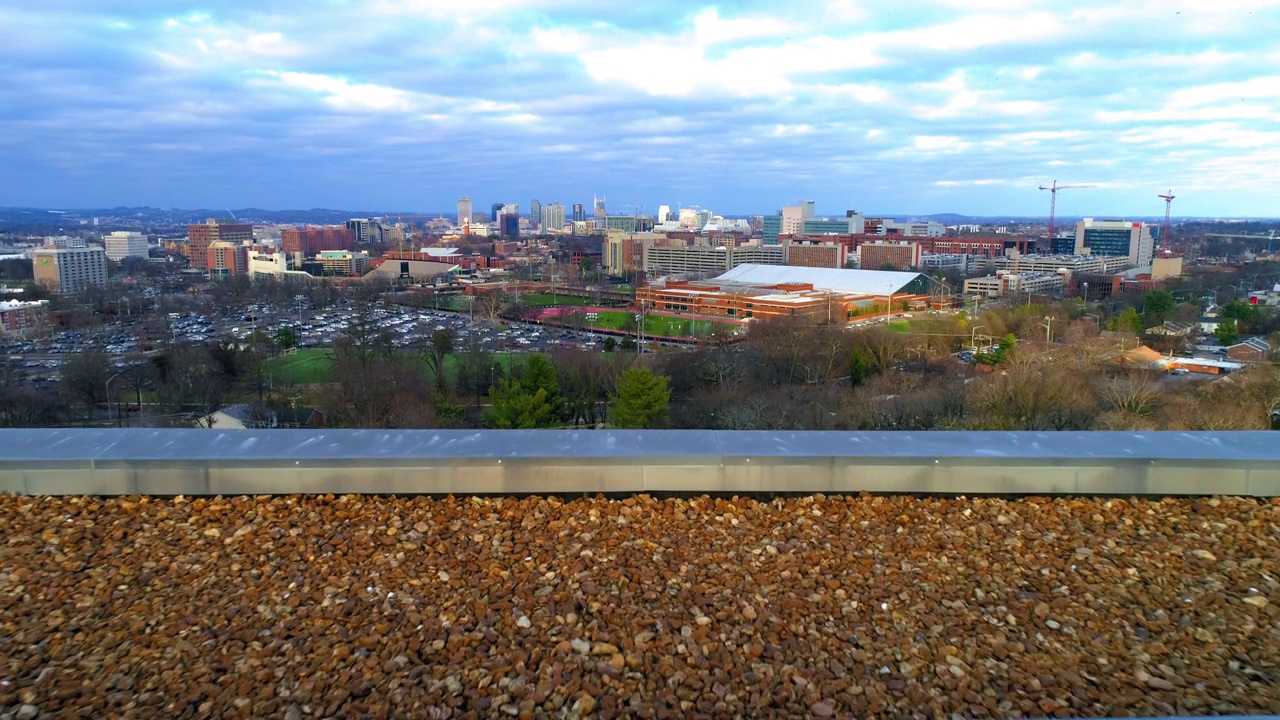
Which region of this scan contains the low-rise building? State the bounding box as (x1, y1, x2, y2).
(317, 250, 371, 277)
(1227, 337, 1271, 362)
(1146, 321, 1196, 337)
(0, 299, 49, 335)
(637, 264, 932, 323)
(642, 244, 786, 275)
(920, 254, 992, 274)
(993, 253, 1133, 276)
(964, 270, 1069, 298)
(248, 252, 314, 281)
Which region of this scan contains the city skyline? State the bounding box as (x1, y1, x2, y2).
(1, 1, 1278, 216)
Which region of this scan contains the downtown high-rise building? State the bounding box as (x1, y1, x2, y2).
(593, 196, 606, 220)
(541, 202, 565, 233)
(657, 205, 671, 223)
(457, 197, 472, 227)
(529, 199, 542, 230)
(573, 203, 585, 222)
(491, 203, 504, 222)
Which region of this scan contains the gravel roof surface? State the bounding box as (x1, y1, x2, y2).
(2, 493, 1279, 719)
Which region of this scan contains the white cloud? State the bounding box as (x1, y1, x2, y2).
(1168, 75, 1280, 107)
(271, 71, 419, 112)
(913, 135, 970, 153)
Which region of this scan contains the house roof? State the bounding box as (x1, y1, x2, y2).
(1160, 320, 1195, 332)
(1231, 337, 1271, 352)
(1113, 346, 1164, 367)
(714, 264, 924, 295)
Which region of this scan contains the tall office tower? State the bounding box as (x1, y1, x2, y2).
(573, 204, 585, 222)
(1074, 219, 1154, 268)
(541, 202, 565, 233)
(799, 200, 816, 219)
(103, 231, 148, 261)
(593, 196, 607, 220)
(500, 213, 520, 238)
(345, 218, 384, 245)
(529, 199, 542, 230)
(188, 218, 253, 270)
(781, 205, 806, 236)
(678, 208, 699, 229)
(457, 197, 472, 227)
(491, 203, 504, 222)
(32, 246, 108, 294)
(657, 205, 671, 223)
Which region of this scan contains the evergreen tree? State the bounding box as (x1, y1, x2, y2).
(484, 380, 556, 428)
(519, 353, 564, 419)
(1215, 318, 1240, 346)
(1141, 290, 1176, 326)
(610, 367, 670, 428)
(849, 348, 873, 388)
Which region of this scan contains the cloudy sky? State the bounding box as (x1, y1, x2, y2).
(1, 1, 1278, 217)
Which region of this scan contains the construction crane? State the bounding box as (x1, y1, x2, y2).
(1038, 181, 1096, 249)
(1157, 190, 1175, 251)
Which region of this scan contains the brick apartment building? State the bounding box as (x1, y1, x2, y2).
(281, 225, 356, 256)
(188, 219, 253, 270)
(0, 299, 49, 335)
(784, 241, 847, 269)
(858, 241, 923, 271)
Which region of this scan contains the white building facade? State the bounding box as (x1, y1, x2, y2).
(103, 231, 148, 261)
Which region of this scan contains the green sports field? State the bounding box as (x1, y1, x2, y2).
(264, 348, 526, 385)
(586, 310, 737, 338)
(518, 293, 594, 307)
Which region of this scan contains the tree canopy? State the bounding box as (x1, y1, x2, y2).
(611, 367, 670, 429)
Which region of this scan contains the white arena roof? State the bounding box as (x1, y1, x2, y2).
(714, 264, 926, 295)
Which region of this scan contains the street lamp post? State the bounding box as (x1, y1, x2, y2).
(1039, 316, 1052, 344)
(105, 371, 124, 428)
(970, 325, 985, 351)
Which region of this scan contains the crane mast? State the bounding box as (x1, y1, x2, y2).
(1038, 180, 1096, 251)
(1157, 190, 1175, 251)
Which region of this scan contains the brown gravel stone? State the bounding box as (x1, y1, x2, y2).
(2, 493, 1280, 718)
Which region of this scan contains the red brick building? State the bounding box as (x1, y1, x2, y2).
(931, 237, 1033, 256)
(858, 242, 922, 271)
(0, 300, 48, 336)
(188, 219, 253, 270)
(282, 226, 355, 256)
(785, 241, 847, 268)
(207, 242, 249, 277)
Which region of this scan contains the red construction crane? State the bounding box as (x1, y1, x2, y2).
(1038, 180, 1096, 249)
(1157, 190, 1175, 251)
